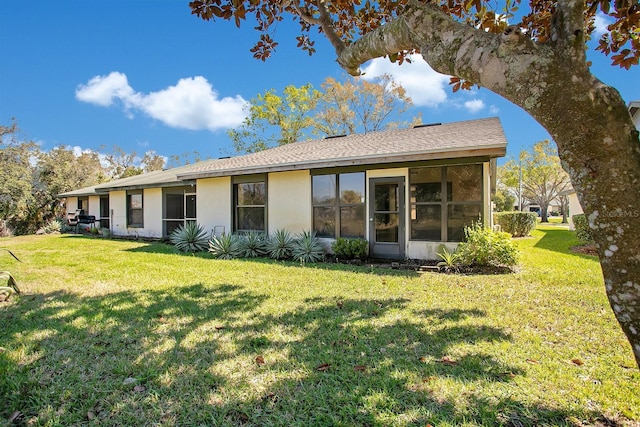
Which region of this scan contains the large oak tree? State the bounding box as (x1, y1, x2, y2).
(189, 0, 640, 367)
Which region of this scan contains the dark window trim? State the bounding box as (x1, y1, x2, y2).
(232, 176, 267, 233)
(312, 172, 365, 239)
(127, 190, 144, 228)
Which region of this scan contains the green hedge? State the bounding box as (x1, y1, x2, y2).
(494, 211, 538, 237)
(572, 214, 593, 242)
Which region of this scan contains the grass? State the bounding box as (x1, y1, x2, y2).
(0, 225, 638, 426)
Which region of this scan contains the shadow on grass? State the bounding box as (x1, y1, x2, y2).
(1, 283, 618, 426)
(534, 227, 598, 260)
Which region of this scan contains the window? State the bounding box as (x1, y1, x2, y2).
(234, 179, 266, 232)
(163, 187, 196, 236)
(127, 191, 143, 228)
(410, 164, 482, 242)
(77, 197, 88, 214)
(312, 172, 365, 238)
(99, 196, 109, 229)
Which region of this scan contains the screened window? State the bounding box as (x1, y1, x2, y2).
(99, 196, 109, 229)
(312, 172, 365, 238)
(409, 164, 482, 242)
(234, 181, 266, 232)
(163, 187, 196, 236)
(127, 191, 143, 228)
(77, 197, 88, 214)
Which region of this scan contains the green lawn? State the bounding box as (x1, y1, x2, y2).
(1, 225, 638, 426)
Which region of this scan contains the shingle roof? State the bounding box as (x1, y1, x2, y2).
(59, 117, 506, 196)
(177, 117, 507, 179)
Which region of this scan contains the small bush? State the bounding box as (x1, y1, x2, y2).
(494, 211, 537, 237)
(239, 231, 268, 258)
(436, 245, 460, 272)
(331, 238, 368, 260)
(456, 222, 519, 267)
(292, 231, 325, 264)
(266, 229, 296, 260)
(209, 233, 243, 259)
(170, 222, 209, 253)
(36, 218, 63, 235)
(572, 214, 593, 242)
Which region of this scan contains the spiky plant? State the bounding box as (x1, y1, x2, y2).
(0, 248, 21, 301)
(266, 229, 296, 260)
(436, 245, 460, 273)
(240, 231, 268, 258)
(170, 222, 209, 253)
(292, 231, 325, 264)
(208, 233, 243, 260)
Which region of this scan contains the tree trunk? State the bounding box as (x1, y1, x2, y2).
(335, 1, 640, 367)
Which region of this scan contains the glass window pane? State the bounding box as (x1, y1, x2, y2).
(448, 204, 482, 242)
(410, 168, 442, 202)
(448, 165, 482, 202)
(312, 175, 336, 205)
(410, 205, 441, 241)
(313, 206, 335, 238)
(165, 194, 184, 219)
(339, 172, 364, 204)
(185, 195, 196, 219)
(237, 207, 265, 231)
(100, 197, 109, 218)
(340, 206, 365, 238)
(237, 183, 265, 206)
(374, 184, 398, 212)
(130, 194, 143, 209)
(129, 209, 143, 226)
(165, 220, 184, 236)
(375, 213, 399, 243)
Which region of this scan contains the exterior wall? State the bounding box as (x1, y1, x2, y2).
(142, 188, 163, 238)
(88, 196, 101, 219)
(567, 192, 583, 230)
(268, 170, 311, 234)
(65, 197, 78, 216)
(196, 176, 232, 236)
(110, 191, 127, 236)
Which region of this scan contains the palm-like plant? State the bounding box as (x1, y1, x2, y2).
(0, 248, 21, 301)
(240, 231, 268, 258)
(292, 231, 325, 264)
(266, 229, 296, 260)
(169, 222, 209, 253)
(208, 233, 243, 260)
(436, 246, 460, 273)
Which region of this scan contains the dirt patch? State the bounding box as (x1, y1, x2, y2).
(571, 243, 598, 257)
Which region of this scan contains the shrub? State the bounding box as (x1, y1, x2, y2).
(266, 229, 296, 260)
(572, 214, 593, 242)
(494, 211, 537, 237)
(208, 233, 243, 259)
(436, 245, 460, 272)
(36, 218, 63, 235)
(456, 222, 519, 267)
(292, 231, 325, 264)
(331, 237, 368, 260)
(239, 231, 268, 258)
(170, 222, 209, 253)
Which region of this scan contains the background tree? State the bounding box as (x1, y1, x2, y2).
(228, 83, 321, 153)
(314, 74, 420, 137)
(500, 141, 571, 222)
(492, 188, 517, 212)
(190, 0, 640, 366)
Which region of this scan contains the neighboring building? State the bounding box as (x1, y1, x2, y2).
(629, 100, 640, 129)
(59, 118, 507, 260)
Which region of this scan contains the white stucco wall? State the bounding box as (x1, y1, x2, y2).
(65, 197, 78, 216)
(196, 176, 232, 236)
(88, 195, 101, 219)
(110, 191, 127, 236)
(567, 192, 583, 230)
(142, 188, 163, 238)
(268, 170, 312, 234)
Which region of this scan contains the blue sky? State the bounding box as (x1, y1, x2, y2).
(1, 1, 638, 167)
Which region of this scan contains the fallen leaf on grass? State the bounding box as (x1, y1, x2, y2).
(336, 301, 344, 309)
(316, 363, 331, 371)
(215, 325, 225, 330)
(353, 365, 367, 372)
(419, 356, 428, 363)
(422, 376, 436, 382)
(526, 359, 540, 365)
(255, 355, 265, 366)
(134, 385, 146, 392)
(87, 411, 95, 420)
(571, 358, 584, 366)
(438, 356, 457, 366)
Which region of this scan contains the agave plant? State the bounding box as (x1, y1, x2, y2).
(170, 222, 209, 253)
(240, 231, 268, 258)
(0, 248, 21, 301)
(266, 229, 296, 260)
(208, 233, 243, 260)
(292, 231, 325, 264)
(436, 246, 460, 273)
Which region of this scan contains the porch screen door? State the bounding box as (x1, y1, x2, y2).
(369, 177, 405, 259)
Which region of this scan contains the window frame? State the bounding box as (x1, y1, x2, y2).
(162, 186, 197, 236)
(409, 164, 483, 242)
(312, 172, 366, 239)
(126, 190, 144, 228)
(233, 175, 267, 233)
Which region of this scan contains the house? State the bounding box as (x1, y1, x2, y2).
(59, 117, 507, 259)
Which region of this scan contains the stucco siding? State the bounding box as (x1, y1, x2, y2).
(197, 176, 232, 236)
(110, 191, 127, 236)
(568, 192, 583, 230)
(65, 197, 78, 216)
(268, 170, 311, 234)
(142, 188, 163, 238)
(88, 196, 101, 219)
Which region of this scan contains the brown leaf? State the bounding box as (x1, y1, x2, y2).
(571, 358, 584, 366)
(422, 376, 436, 382)
(438, 356, 457, 366)
(134, 385, 146, 392)
(353, 365, 367, 372)
(87, 411, 95, 420)
(215, 325, 225, 330)
(255, 355, 265, 366)
(526, 358, 540, 365)
(336, 301, 344, 309)
(316, 363, 331, 371)
(419, 356, 428, 363)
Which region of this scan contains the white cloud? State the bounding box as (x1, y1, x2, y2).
(593, 12, 613, 37)
(464, 99, 486, 113)
(76, 72, 247, 131)
(360, 54, 451, 107)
